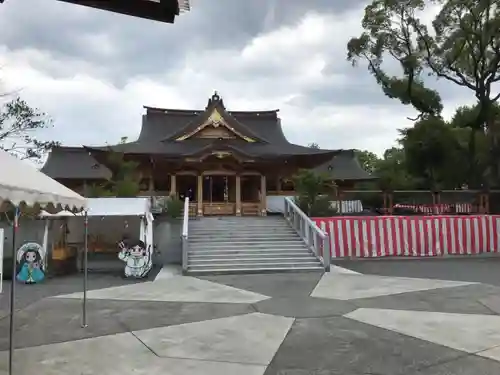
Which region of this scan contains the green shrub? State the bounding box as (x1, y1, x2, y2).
(163, 195, 183, 218)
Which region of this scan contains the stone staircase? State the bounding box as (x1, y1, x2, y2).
(185, 216, 324, 274)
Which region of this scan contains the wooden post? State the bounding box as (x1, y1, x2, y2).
(337, 188, 343, 214)
(388, 192, 394, 215)
(82, 180, 88, 197)
(170, 174, 177, 196)
(148, 176, 155, 196)
(276, 176, 282, 194)
(197, 175, 203, 216)
(260, 174, 267, 216)
(236, 175, 241, 216)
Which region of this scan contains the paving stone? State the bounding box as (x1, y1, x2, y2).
(264, 316, 466, 375)
(254, 296, 356, 318)
(200, 273, 323, 298)
(0, 297, 253, 350)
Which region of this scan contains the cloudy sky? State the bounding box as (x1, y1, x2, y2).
(0, 0, 478, 156)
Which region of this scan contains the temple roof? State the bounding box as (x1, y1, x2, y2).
(41, 92, 375, 181)
(90, 92, 334, 157)
(313, 150, 377, 181)
(41, 147, 111, 180)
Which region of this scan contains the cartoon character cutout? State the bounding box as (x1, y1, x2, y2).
(118, 239, 152, 278)
(16, 242, 45, 284)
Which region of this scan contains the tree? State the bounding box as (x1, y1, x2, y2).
(88, 149, 141, 197)
(354, 150, 380, 174)
(308, 142, 320, 149)
(374, 147, 418, 190)
(451, 103, 500, 185)
(0, 97, 58, 162)
(347, 0, 500, 123)
(400, 116, 464, 188)
(293, 169, 337, 216)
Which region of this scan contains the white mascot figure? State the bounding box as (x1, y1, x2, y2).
(118, 239, 152, 278)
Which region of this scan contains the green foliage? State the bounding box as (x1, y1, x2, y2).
(354, 150, 380, 175)
(374, 147, 418, 190)
(86, 183, 113, 198)
(293, 169, 337, 217)
(347, 0, 500, 126)
(348, 0, 500, 187)
(0, 97, 59, 162)
(86, 150, 141, 197)
(162, 195, 184, 218)
(401, 116, 464, 189)
(114, 179, 140, 197)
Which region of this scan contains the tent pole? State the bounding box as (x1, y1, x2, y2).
(8, 207, 19, 375)
(82, 210, 88, 328)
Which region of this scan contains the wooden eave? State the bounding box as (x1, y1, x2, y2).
(57, 0, 179, 23)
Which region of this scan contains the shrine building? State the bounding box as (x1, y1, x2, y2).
(42, 92, 374, 216)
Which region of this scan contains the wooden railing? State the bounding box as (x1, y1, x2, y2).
(284, 197, 330, 272)
(181, 197, 189, 273)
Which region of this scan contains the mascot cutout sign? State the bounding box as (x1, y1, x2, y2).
(118, 238, 152, 278)
(16, 242, 45, 284)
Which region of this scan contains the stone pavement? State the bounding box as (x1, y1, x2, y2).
(3, 264, 500, 374)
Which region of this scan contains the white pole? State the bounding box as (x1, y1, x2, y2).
(8, 207, 19, 375)
(82, 210, 88, 328)
(42, 220, 49, 274)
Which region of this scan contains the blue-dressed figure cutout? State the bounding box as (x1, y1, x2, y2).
(16, 242, 45, 284)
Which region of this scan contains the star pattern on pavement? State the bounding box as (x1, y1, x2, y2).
(3, 267, 500, 375)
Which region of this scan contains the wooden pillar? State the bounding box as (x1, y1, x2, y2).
(236, 175, 241, 216)
(276, 176, 282, 194)
(170, 174, 177, 196)
(82, 180, 88, 197)
(197, 175, 203, 216)
(260, 174, 267, 216)
(148, 176, 155, 196)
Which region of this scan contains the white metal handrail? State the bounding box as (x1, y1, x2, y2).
(283, 197, 330, 272)
(181, 197, 189, 272)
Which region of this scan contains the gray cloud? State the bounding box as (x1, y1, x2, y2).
(1, 0, 365, 86)
(0, 0, 475, 156)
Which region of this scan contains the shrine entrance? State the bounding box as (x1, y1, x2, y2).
(202, 175, 236, 215)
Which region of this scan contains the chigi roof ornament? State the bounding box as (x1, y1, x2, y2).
(207, 91, 225, 108)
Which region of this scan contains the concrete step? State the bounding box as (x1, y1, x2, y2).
(189, 228, 296, 234)
(189, 252, 314, 259)
(189, 235, 298, 241)
(189, 226, 292, 231)
(189, 241, 306, 249)
(186, 265, 324, 275)
(190, 236, 299, 243)
(184, 216, 319, 275)
(189, 257, 318, 265)
(187, 261, 322, 270)
(189, 249, 312, 256)
(189, 220, 290, 226)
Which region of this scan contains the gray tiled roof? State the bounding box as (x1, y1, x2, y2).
(313, 150, 377, 181)
(42, 96, 375, 181)
(41, 146, 111, 180)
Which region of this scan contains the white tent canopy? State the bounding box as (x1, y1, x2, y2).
(40, 197, 151, 217)
(40, 198, 154, 268)
(0, 150, 86, 211)
(0, 149, 86, 375)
